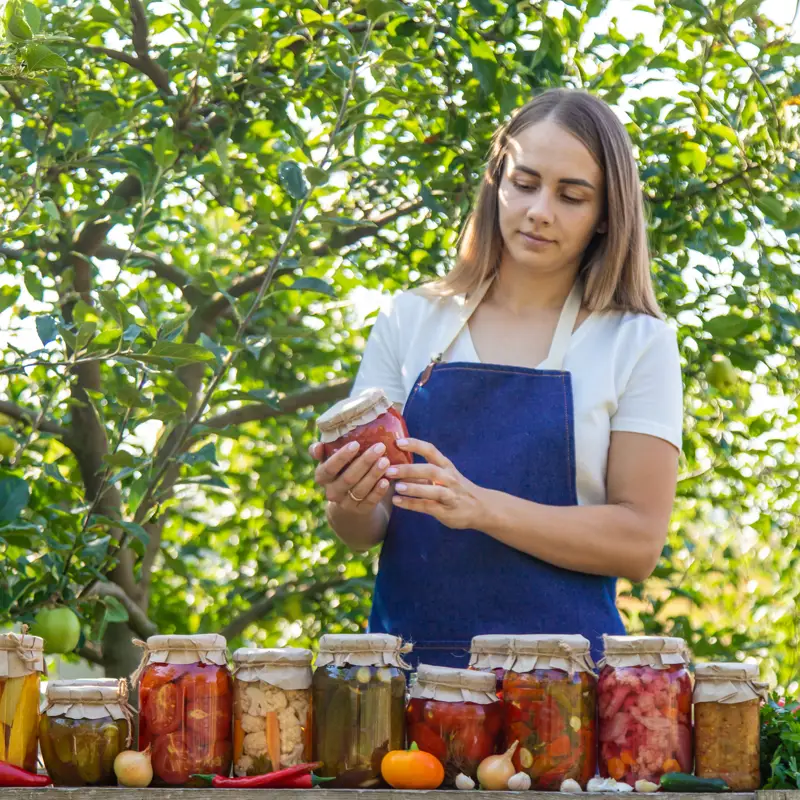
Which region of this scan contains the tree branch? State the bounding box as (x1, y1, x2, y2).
(0, 400, 67, 437)
(648, 163, 762, 206)
(95, 245, 193, 295)
(87, 581, 159, 639)
(205, 379, 352, 429)
(77, 643, 105, 666)
(220, 577, 354, 640)
(74, 175, 143, 258)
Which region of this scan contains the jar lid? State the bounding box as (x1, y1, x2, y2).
(509, 634, 595, 675)
(600, 635, 690, 669)
(469, 634, 515, 671)
(0, 632, 45, 678)
(316, 388, 392, 443)
(316, 633, 411, 670)
(131, 634, 228, 686)
(233, 647, 313, 690)
(694, 662, 768, 704)
(409, 664, 498, 705)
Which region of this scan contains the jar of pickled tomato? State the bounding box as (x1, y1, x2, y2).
(312, 634, 410, 788)
(694, 663, 766, 790)
(133, 634, 232, 786)
(503, 634, 597, 790)
(469, 635, 514, 698)
(598, 635, 692, 786)
(317, 388, 412, 466)
(0, 632, 45, 773)
(40, 679, 134, 786)
(407, 664, 502, 786)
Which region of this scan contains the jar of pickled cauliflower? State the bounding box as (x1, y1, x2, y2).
(407, 664, 503, 786)
(598, 635, 692, 786)
(694, 663, 766, 790)
(232, 648, 312, 777)
(317, 388, 412, 466)
(503, 635, 597, 790)
(312, 633, 410, 788)
(133, 634, 232, 786)
(469, 635, 514, 698)
(0, 631, 45, 773)
(40, 679, 133, 786)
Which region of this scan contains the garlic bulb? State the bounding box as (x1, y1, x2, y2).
(456, 773, 476, 790)
(635, 781, 659, 793)
(615, 783, 634, 793)
(508, 772, 532, 791)
(561, 779, 584, 793)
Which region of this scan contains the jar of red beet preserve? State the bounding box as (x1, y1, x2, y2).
(317, 388, 412, 466)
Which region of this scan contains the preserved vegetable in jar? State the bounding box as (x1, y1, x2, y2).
(469, 635, 514, 698)
(39, 679, 133, 786)
(694, 663, 766, 791)
(317, 388, 412, 466)
(503, 635, 597, 790)
(0, 632, 45, 772)
(133, 634, 233, 786)
(598, 636, 692, 785)
(312, 634, 410, 788)
(407, 664, 502, 786)
(232, 647, 312, 777)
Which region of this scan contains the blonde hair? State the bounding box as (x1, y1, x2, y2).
(425, 89, 661, 317)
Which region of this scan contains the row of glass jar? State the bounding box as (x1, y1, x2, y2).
(0, 631, 765, 790)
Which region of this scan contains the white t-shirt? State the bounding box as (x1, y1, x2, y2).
(352, 288, 683, 507)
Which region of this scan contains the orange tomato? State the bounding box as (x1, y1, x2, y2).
(662, 758, 681, 774)
(620, 750, 636, 767)
(381, 744, 445, 790)
(607, 756, 626, 780)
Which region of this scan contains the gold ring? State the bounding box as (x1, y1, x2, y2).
(348, 489, 367, 503)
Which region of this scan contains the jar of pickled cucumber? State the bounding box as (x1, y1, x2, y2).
(469, 635, 514, 698)
(312, 634, 410, 788)
(694, 663, 767, 791)
(0, 631, 45, 772)
(503, 634, 597, 790)
(40, 679, 134, 786)
(232, 648, 312, 777)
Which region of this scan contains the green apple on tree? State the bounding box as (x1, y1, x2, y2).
(707, 354, 738, 392)
(30, 607, 82, 654)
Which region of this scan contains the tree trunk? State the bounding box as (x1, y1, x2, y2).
(102, 622, 142, 681)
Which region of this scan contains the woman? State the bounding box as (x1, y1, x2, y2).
(310, 89, 682, 667)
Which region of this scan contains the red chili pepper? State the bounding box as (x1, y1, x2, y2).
(272, 773, 335, 789)
(0, 762, 53, 787)
(193, 762, 323, 789)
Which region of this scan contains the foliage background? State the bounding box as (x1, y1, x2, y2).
(0, 0, 797, 688)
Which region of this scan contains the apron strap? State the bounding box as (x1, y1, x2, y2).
(431, 278, 584, 371)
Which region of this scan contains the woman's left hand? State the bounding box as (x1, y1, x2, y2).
(385, 438, 489, 530)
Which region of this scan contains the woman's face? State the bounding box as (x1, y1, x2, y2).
(497, 118, 605, 277)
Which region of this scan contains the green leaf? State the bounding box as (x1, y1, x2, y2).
(210, 5, 244, 35)
(756, 195, 786, 223)
(42, 198, 60, 221)
(153, 126, 177, 168)
(35, 315, 58, 345)
(25, 44, 67, 71)
(0, 285, 20, 314)
(305, 167, 328, 186)
(104, 451, 137, 468)
(117, 520, 150, 545)
(146, 341, 217, 363)
(97, 290, 127, 323)
(364, 0, 406, 21)
(180, 442, 218, 467)
(278, 160, 309, 200)
(289, 277, 336, 297)
(102, 596, 129, 624)
(0, 476, 29, 523)
(704, 314, 758, 339)
(76, 321, 97, 350)
(180, 0, 203, 20)
(198, 332, 228, 367)
(468, 0, 496, 13)
(734, 0, 762, 20)
(22, 2, 40, 34)
(7, 7, 33, 40)
(90, 6, 119, 25)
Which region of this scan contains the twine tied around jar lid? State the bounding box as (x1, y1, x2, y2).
(130, 633, 228, 686)
(410, 664, 498, 705)
(316, 633, 412, 669)
(599, 635, 690, 670)
(316, 388, 392, 443)
(44, 679, 136, 747)
(469, 634, 515, 672)
(508, 634, 595, 676)
(0, 630, 45, 678)
(694, 662, 769, 704)
(232, 647, 313, 690)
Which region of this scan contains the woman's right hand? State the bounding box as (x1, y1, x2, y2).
(310, 440, 392, 514)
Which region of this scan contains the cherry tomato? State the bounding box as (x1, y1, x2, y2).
(408, 723, 448, 762)
(186, 696, 232, 739)
(144, 681, 184, 736)
(152, 732, 192, 785)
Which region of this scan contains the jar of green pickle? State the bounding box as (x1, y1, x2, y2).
(40, 679, 134, 786)
(0, 631, 45, 772)
(312, 634, 411, 788)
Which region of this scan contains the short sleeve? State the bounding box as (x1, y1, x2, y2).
(351, 293, 407, 406)
(610, 325, 683, 450)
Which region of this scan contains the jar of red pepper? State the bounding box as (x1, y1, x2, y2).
(598, 635, 693, 786)
(317, 388, 412, 466)
(503, 634, 597, 790)
(407, 664, 502, 786)
(469, 635, 514, 698)
(133, 634, 233, 786)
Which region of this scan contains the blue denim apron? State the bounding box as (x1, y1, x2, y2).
(368, 280, 625, 667)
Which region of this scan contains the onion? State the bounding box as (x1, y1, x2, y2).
(114, 746, 153, 788)
(477, 740, 519, 790)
